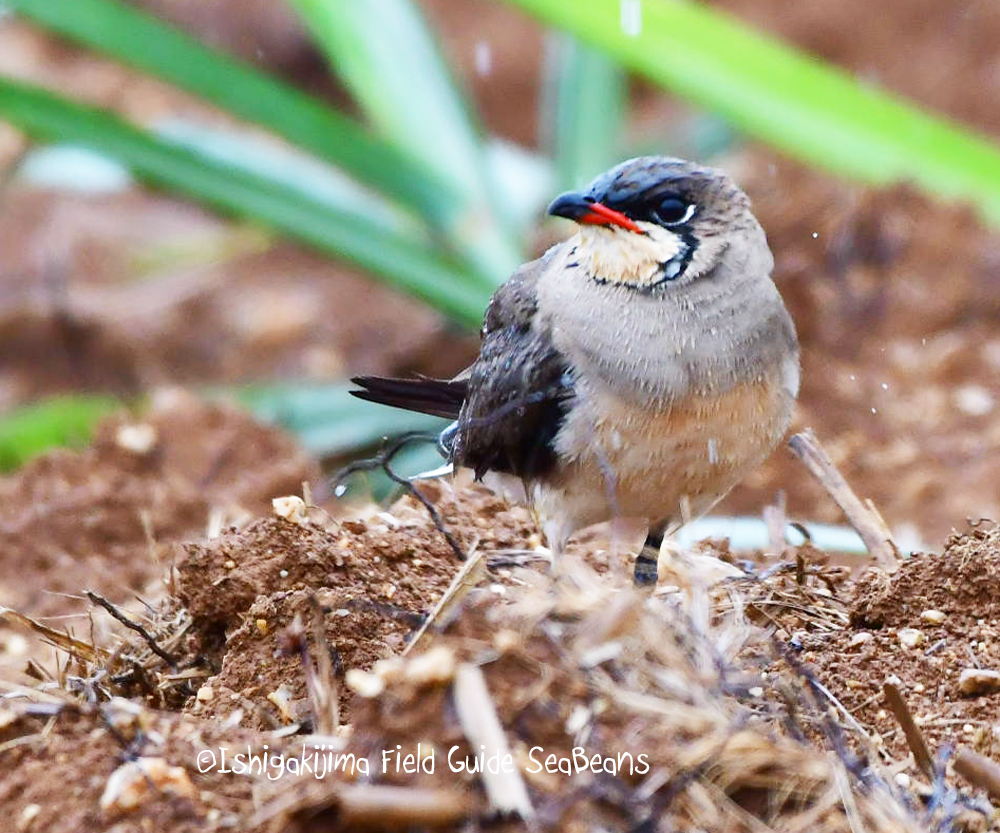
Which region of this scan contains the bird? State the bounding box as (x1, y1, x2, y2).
(351, 156, 799, 585)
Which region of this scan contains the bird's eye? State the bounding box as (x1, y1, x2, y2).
(652, 197, 695, 226)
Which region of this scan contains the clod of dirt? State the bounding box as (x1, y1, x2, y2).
(176, 484, 536, 729)
(0, 391, 317, 619)
(959, 669, 1000, 696)
(803, 523, 1000, 761)
(851, 524, 1000, 630)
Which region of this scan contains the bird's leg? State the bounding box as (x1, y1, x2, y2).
(633, 524, 666, 587)
(542, 516, 577, 589)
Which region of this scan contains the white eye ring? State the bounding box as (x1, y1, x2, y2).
(652, 201, 697, 227)
(668, 204, 697, 225)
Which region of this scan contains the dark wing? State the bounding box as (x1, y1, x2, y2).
(350, 246, 573, 480)
(350, 375, 467, 420)
(452, 248, 573, 480)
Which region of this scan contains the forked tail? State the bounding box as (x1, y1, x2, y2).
(349, 376, 467, 420)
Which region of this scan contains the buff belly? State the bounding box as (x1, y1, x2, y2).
(533, 373, 794, 548)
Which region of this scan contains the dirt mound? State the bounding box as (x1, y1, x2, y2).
(5, 463, 999, 830)
(0, 391, 316, 619)
(852, 525, 1000, 630)
(795, 526, 1000, 762)
(175, 483, 535, 729)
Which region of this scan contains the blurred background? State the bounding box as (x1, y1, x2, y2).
(2, 0, 1000, 566)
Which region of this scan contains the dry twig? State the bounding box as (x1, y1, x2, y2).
(0, 606, 110, 663)
(882, 680, 934, 778)
(85, 591, 177, 668)
(403, 546, 485, 656)
(954, 748, 1000, 803)
(788, 429, 898, 569)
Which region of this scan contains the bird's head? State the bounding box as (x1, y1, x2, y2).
(547, 156, 765, 290)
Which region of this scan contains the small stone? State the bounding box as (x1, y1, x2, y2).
(224, 560, 236, 569)
(272, 495, 308, 525)
(115, 423, 158, 455)
(955, 384, 995, 416)
(898, 628, 924, 648)
(493, 629, 519, 653)
(748, 686, 764, 697)
(279, 569, 289, 578)
(256, 619, 268, 636)
(958, 668, 1000, 696)
(196, 685, 214, 702)
(894, 772, 911, 789)
(920, 609, 947, 625)
(3, 633, 28, 657)
(850, 632, 874, 648)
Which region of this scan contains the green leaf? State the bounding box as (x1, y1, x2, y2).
(541, 33, 627, 191)
(0, 395, 121, 472)
(237, 383, 446, 458)
(288, 0, 523, 284)
(0, 78, 490, 326)
(5, 0, 455, 226)
(505, 0, 1000, 221)
(155, 119, 427, 243)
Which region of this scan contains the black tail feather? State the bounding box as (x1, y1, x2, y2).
(349, 375, 467, 420)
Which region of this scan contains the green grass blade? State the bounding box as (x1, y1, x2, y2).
(505, 0, 1000, 220)
(288, 0, 523, 283)
(5, 0, 454, 224)
(0, 77, 490, 326)
(155, 119, 427, 243)
(0, 395, 121, 472)
(541, 33, 627, 191)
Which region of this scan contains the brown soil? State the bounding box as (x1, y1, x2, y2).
(803, 524, 1000, 763)
(0, 391, 316, 620)
(0, 703, 277, 833)
(0, 186, 468, 409)
(2, 415, 1000, 831)
(174, 483, 534, 729)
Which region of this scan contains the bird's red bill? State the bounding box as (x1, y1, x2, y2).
(579, 202, 642, 233)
